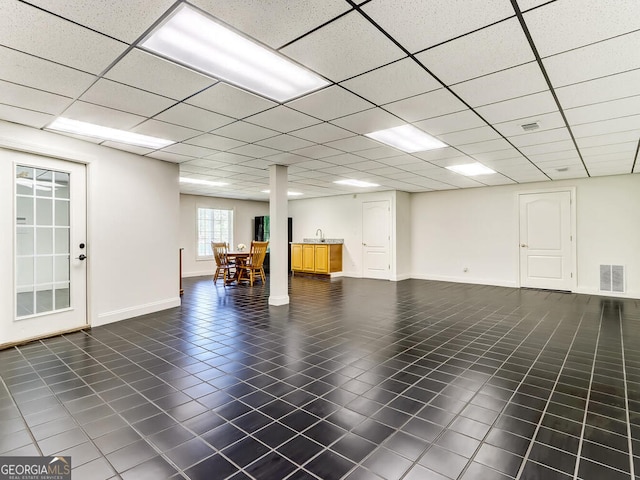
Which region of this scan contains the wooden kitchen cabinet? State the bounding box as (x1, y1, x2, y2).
(291, 243, 342, 274)
(291, 244, 303, 271)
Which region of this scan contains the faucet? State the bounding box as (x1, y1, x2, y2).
(315, 228, 324, 242)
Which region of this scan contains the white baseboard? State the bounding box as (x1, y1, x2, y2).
(411, 273, 518, 289)
(391, 274, 411, 282)
(269, 295, 290, 306)
(94, 297, 181, 327)
(183, 270, 213, 278)
(574, 286, 639, 299)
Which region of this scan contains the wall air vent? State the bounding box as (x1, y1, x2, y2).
(521, 122, 540, 132)
(600, 265, 625, 293)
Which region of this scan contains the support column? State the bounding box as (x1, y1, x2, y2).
(268, 164, 289, 306)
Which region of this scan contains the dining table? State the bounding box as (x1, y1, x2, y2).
(225, 251, 250, 284)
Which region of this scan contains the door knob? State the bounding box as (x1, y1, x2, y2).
(520, 244, 528, 248)
(76, 254, 87, 260)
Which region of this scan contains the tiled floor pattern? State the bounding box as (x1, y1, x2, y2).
(1, 276, 640, 480)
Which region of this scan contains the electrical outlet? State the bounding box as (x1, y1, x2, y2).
(463, 267, 468, 273)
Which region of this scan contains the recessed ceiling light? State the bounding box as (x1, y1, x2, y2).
(141, 4, 329, 102)
(445, 163, 496, 176)
(365, 124, 447, 153)
(261, 190, 303, 196)
(48, 117, 174, 149)
(180, 177, 228, 186)
(334, 179, 380, 188)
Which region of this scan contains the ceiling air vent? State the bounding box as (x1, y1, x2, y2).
(556, 167, 569, 172)
(521, 122, 540, 132)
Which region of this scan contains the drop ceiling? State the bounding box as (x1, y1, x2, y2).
(1, 0, 639, 200)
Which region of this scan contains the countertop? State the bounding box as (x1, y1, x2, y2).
(291, 238, 344, 244)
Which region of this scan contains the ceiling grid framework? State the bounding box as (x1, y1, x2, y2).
(0, 0, 638, 199)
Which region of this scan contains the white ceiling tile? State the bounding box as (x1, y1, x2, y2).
(186, 83, 276, 118)
(330, 108, 405, 134)
(147, 151, 193, 163)
(245, 106, 320, 133)
(515, 0, 553, 12)
(588, 164, 633, 177)
(287, 86, 373, 121)
(581, 142, 637, 158)
(292, 145, 343, 159)
(160, 143, 217, 158)
(0, 1, 126, 74)
(519, 140, 574, 155)
(363, 0, 515, 53)
(509, 127, 571, 147)
(263, 153, 310, 165)
(102, 141, 153, 156)
(475, 91, 557, 124)
(451, 62, 548, 107)
(211, 121, 279, 143)
(340, 58, 441, 105)
(576, 130, 640, 149)
(0, 104, 53, 129)
(543, 166, 588, 180)
(207, 152, 254, 165)
(133, 119, 201, 142)
(324, 136, 381, 152)
(324, 153, 373, 165)
(571, 115, 640, 139)
(414, 110, 486, 136)
(472, 149, 526, 162)
(543, 31, 640, 87)
(290, 123, 354, 143)
(437, 126, 501, 146)
(416, 18, 533, 85)
(494, 111, 565, 137)
(457, 138, 513, 154)
(0, 47, 96, 99)
(355, 146, 403, 160)
(184, 134, 245, 151)
(384, 89, 467, 123)
(292, 160, 337, 170)
(155, 104, 234, 132)
(105, 49, 216, 100)
(27, 0, 175, 43)
(63, 101, 145, 129)
(191, 0, 349, 48)
(229, 144, 280, 159)
(256, 135, 315, 151)
(525, 0, 640, 57)
(80, 79, 176, 117)
(556, 69, 640, 110)
(411, 147, 464, 162)
(528, 149, 580, 163)
(565, 96, 640, 126)
(582, 151, 634, 165)
(281, 11, 405, 82)
(0, 80, 71, 115)
(238, 158, 272, 169)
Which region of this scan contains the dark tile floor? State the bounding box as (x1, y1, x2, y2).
(1, 276, 640, 479)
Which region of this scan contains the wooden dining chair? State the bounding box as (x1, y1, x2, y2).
(237, 241, 268, 286)
(211, 242, 233, 285)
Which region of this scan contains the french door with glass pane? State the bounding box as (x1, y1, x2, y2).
(12, 155, 87, 343)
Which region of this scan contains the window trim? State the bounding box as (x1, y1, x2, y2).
(195, 205, 234, 261)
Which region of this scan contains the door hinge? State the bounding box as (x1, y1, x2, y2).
(388, 265, 390, 269)
(571, 273, 573, 278)
(570, 235, 573, 241)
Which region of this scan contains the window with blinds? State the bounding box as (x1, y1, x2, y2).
(197, 207, 233, 259)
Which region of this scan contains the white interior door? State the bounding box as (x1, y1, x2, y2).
(519, 191, 573, 291)
(10, 156, 87, 345)
(362, 200, 390, 280)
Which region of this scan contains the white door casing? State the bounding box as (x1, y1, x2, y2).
(7, 154, 87, 346)
(362, 200, 390, 280)
(519, 190, 573, 291)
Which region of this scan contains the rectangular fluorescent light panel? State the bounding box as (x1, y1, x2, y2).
(261, 190, 303, 196)
(48, 118, 174, 149)
(446, 162, 496, 176)
(334, 179, 380, 188)
(141, 5, 329, 102)
(365, 124, 447, 153)
(180, 177, 228, 186)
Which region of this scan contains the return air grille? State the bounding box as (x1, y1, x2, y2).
(600, 264, 625, 293)
(521, 122, 540, 132)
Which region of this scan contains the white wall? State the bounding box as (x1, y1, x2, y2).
(411, 174, 640, 298)
(0, 120, 180, 342)
(394, 191, 412, 281)
(289, 191, 398, 278)
(179, 194, 268, 277)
